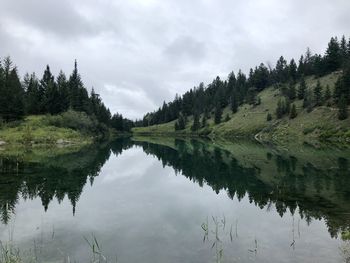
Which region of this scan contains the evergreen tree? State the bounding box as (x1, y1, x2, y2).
(334, 62, 350, 103)
(25, 73, 41, 114)
(298, 77, 307, 100)
(68, 60, 89, 112)
(214, 104, 222, 124)
(176, 112, 187, 130)
(276, 99, 284, 119)
(191, 112, 200, 131)
(275, 56, 288, 83)
(324, 85, 332, 101)
(338, 95, 348, 120)
(230, 91, 238, 113)
(0, 57, 25, 121)
(325, 37, 341, 72)
(39, 65, 55, 113)
(56, 71, 70, 113)
(289, 104, 297, 119)
(289, 59, 297, 82)
(313, 80, 323, 106)
(288, 82, 296, 100)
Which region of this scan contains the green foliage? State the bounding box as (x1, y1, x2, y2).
(214, 104, 222, 124)
(191, 112, 200, 131)
(140, 36, 350, 129)
(276, 98, 290, 118)
(338, 96, 348, 120)
(175, 112, 187, 130)
(324, 85, 332, 101)
(297, 77, 307, 100)
(45, 110, 101, 135)
(0, 57, 25, 121)
(313, 80, 323, 106)
(287, 82, 296, 100)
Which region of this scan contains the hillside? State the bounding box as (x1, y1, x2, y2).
(0, 114, 93, 147)
(133, 72, 350, 144)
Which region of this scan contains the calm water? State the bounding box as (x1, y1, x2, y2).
(0, 138, 350, 262)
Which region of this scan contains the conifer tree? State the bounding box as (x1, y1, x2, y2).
(191, 112, 200, 131)
(214, 104, 222, 124)
(338, 95, 348, 120)
(230, 91, 238, 113)
(298, 77, 307, 100)
(288, 82, 296, 100)
(313, 80, 323, 106)
(25, 73, 41, 114)
(0, 57, 25, 121)
(276, 99, 284, 119)
(324, 85, 332, 101)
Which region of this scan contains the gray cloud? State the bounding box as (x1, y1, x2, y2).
(1, 0, 350, 119)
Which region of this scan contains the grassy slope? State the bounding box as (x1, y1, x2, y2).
(133, 72, 350, 144)
(0, 115, 92, 146)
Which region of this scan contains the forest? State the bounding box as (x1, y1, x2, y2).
(0, 59, 133, 134)
(137, 36, 350, 130)
(1, 36, 350, 138)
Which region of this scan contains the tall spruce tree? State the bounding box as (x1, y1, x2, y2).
(313, 80, 323, 106)
(298, 77, 307, 100)
(0, 57, 25, 121)
(338, 95, 348, 120)
(214, 104, 222, 124)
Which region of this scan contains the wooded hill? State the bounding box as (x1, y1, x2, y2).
(133, 36, 350, 143)
(0, 59, 133, 135)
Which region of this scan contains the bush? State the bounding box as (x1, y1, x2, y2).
(45, 110, 100, 134)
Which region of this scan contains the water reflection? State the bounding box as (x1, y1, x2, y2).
(0, 137, 349, 240)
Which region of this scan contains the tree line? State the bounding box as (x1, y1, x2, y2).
(137, 35, 350, 129)
(0, 58, 133, 132)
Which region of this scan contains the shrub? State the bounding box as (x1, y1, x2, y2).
(45, 110, 99, 134)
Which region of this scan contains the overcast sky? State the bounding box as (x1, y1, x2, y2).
(1, 0, 349, 119)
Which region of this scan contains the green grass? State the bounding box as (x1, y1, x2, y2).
(0, 115, 92, 146)
(133, 72, 350, 144)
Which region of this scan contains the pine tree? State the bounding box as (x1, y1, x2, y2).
(324, 85, 332, 101)
(338, 95, 348, 120)
(177, 112, 187, 130)
(39, 65, 55, 113)
(289, 59, 297, 82)
(230, 91, 238, 113)
(288, 82, 296, 100)
(68, 60, 89, 112)
(276, 99, 284, 119)
(325, 37, 341, 72)
(313, 80, 323, 106)
(289, 104, 297, 119)
(191, 112, 200, 131)
(298, 77, 307, 100)
(214, 104, 222, 124)
(57, 71, 70, 112)
(0, 57, 25, 121)
(25, 73, 41, 114)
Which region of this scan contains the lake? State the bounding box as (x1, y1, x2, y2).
(0, 137, 349, 262)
